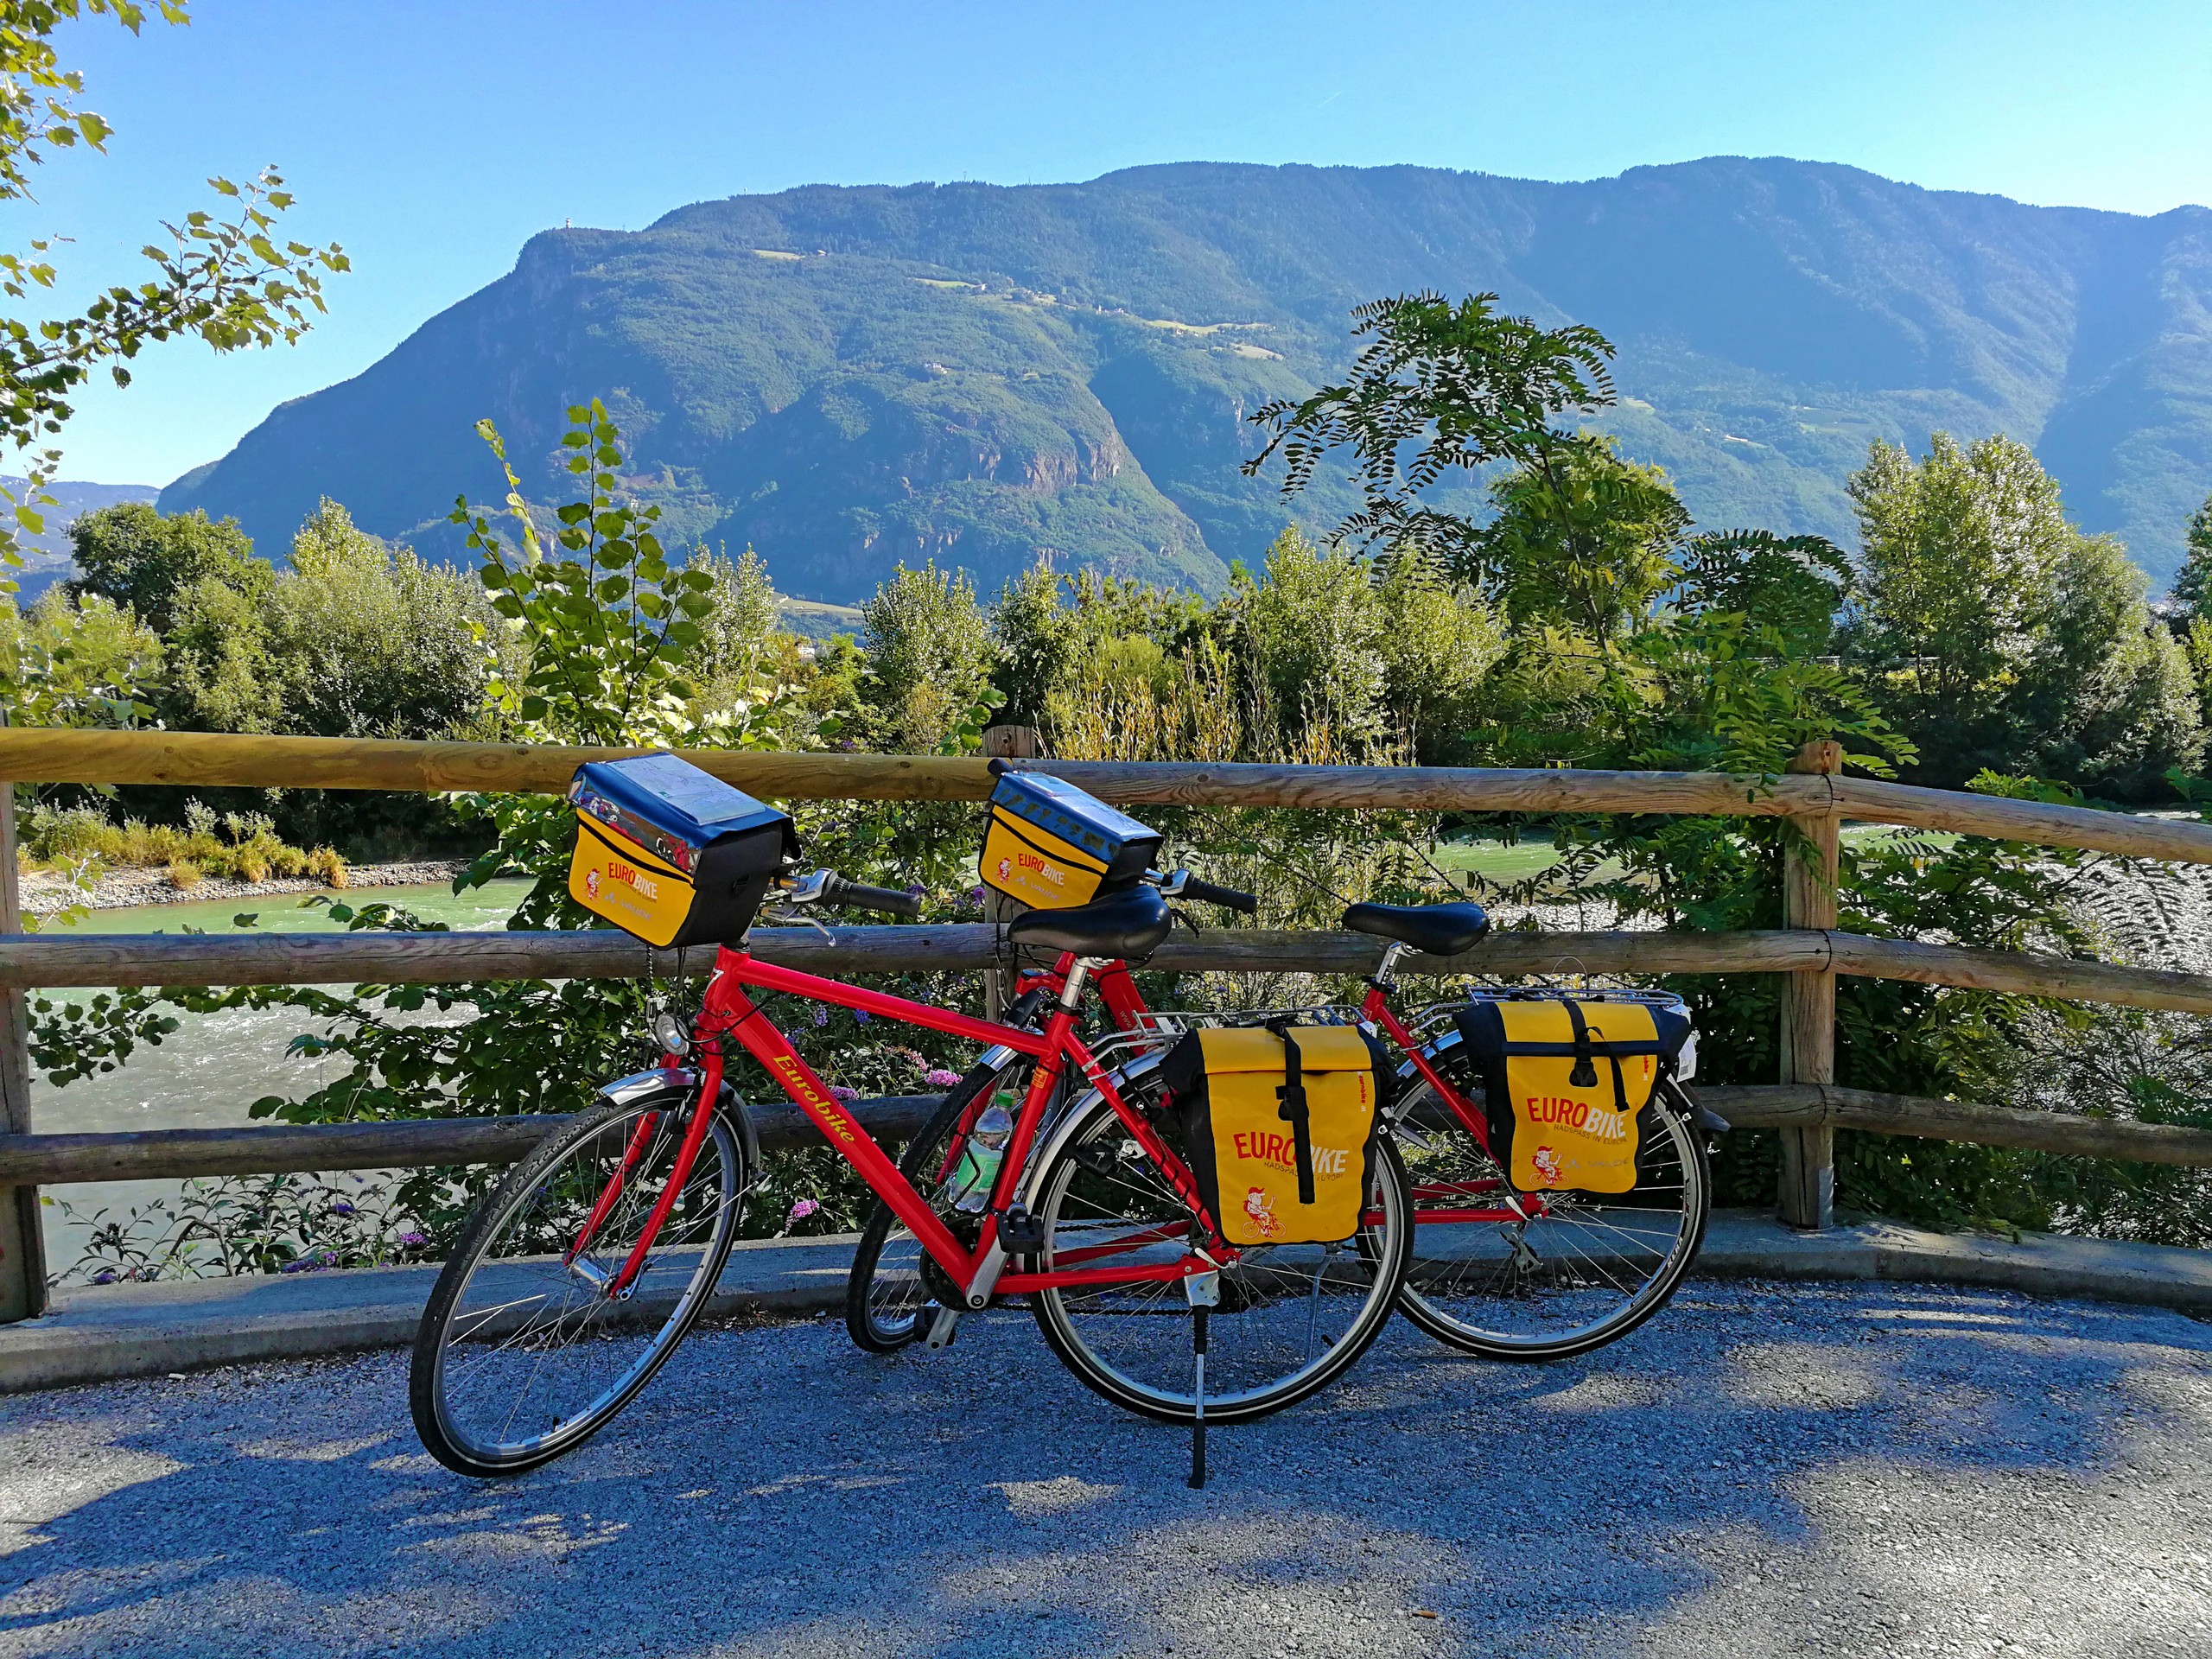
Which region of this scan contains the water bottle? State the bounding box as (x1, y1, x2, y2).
(948, 1093, 1016, 1213)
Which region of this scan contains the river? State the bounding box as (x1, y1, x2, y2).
(32, 880, 533, 1274)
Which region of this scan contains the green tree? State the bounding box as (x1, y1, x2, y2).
(1370, 547, 1505, 753)
(0, 2, 346, 570)
(1233, 527, 1387, 742)
(860, 561, 996, 753)
(258, 499, 491, 740)
(1243, 290, 1615, 566)
(686, 545, 782, 712)
(1471, 438, 1691, 644)
(1847, 433, 2200, 792)
(2169, 486, 2212, 620)
(67, 500, 267, 633)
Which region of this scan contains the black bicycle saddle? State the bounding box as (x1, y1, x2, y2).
(1006, 886, 1174, 962)
(1340, 900, 1491, 957)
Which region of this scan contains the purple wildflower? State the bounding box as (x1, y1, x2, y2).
(328, 1201, 356, 1217)
(925, 1068, 960, 1089)
(811, 1005, 829, 1028)
(854, 1008, 871, 1025)
(92, 1268, 118, 1286)
(397, 1230, 427, 1248)
(786, 1198, 821, 1225)
(830, 1084, 859, 1103)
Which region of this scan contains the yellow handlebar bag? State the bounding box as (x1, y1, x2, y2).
(1454, 995, 1692, 1195)
(1162, 1024, 1382, 1247)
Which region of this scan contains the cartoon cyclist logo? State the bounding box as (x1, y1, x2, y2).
(1243, 1185, 1283, 1239)
(996, 855, 1014, 881)
(584, 868, 601, 899)
(1530, 1145, 1564, 1186)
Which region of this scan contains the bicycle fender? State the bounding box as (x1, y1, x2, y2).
(596, 1067, 761, 1181)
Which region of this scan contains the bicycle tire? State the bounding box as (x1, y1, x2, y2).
(843, 1058, 1018, 1352)
(1027, 1083, 1414, 1425)
(410, 1090, 747, 1477)
(1393, 1074, 1711, 1363)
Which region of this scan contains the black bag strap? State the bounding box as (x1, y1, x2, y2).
(1268, 1020, 1317, 1206)
(1550, 994, 1599, 1089)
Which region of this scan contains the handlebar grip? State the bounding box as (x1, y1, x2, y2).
(1177, 876, 1259, 915)
(820, 874, 923, 918)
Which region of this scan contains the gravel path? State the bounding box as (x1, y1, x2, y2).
(3, 1281, 2211, 1658)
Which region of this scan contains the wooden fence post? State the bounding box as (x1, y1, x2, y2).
(1777, 738, 1842, 1230)
(979, 724, 1039, 1021)
(0, 739, 45, 1323)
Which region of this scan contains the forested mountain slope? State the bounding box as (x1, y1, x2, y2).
(162, 157, 2212, 599)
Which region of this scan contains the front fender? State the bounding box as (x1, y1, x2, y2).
(596, 1065, 761, 1180)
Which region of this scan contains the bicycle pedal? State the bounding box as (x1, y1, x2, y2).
(923, 1306, 962, 1350)
(998, 1205, 1046, 1254)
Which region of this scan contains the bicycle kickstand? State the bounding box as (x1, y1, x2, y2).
(1185, 1270, 1219, 1491)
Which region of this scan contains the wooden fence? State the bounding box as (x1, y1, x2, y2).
(7, 727, 2212, 1322)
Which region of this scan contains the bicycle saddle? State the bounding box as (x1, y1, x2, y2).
(1340, 900, 1490, 957)
(1006, 886, 1173, 962)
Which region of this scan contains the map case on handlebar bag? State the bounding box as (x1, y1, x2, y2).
(1162, 1024, 1384, 1247)
(979, 769, 1162, 911)
(1453, 993, 1693, 1195)
(567, 752, 799, 949)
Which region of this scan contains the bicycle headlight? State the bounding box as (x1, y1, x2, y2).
(652, 1008, 690, 1058)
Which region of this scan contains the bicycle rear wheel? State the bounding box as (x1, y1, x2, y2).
(1027, 1072, 1413, 1425)
(410, 1090, 747, 1476)
(1393, 1073, 1710, 1362)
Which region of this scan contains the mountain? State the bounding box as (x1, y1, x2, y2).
(4, 479, 160, 601)
(162, 158, 2212, 601)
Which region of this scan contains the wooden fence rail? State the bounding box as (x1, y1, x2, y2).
(10, 1082, 2212, 1188)
(7, 728, 2212, 865)
(5, 725, 2212, 1321)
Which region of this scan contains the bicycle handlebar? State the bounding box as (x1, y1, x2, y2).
(1176, 875, 1259, 915)
(1147, 868, 1259, 915)
(818, 873, 924, 918)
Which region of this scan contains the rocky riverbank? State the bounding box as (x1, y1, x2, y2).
(18, 859, 474, 918)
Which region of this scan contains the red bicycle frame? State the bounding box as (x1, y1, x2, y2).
(598, 943, 1231, 1306)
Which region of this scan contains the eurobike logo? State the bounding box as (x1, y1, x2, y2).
(1230, 1130, 1350, 1178)
(771, 1053, 855, 1142)
(601, 857, 660, 901)
(1521, 1095, 1629, 1140)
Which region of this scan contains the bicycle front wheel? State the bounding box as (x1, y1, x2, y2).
(1027, 1084, 1413, 1425)
(410, 1091, 747, 1477)
(1393, 1075, 1710, 1362)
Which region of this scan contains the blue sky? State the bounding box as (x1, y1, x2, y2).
(18, 0, 2212, 486)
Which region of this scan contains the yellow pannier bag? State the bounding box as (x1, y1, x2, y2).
(1161, 1024, 1383, 1247)
(978, 766, 1162, 912)
(1453, 994, 1693, 1195)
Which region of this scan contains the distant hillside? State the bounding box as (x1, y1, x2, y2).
(4, 479, 160, 601)
(163, 158, 2212, 600)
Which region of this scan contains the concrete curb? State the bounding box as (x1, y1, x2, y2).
(5, 1211, 2209, 1395)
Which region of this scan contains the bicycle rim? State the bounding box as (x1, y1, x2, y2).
(411, 1096, 745, 1475)
(1028, 1091, 1411, 1424)
(1393, 1077, 1709, 1361)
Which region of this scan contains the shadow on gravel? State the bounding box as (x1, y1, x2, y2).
(4, 1281, 2211, 1659)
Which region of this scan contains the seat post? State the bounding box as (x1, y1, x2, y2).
(1370, 942, 1405, 991)
(1059, 957, 1101, 1011)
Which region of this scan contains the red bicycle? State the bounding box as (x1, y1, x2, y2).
(410, 869, 1414, 1477)
(849, 897, 1713, 1371)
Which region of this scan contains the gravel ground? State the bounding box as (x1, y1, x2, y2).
(3, 1280, 2212, 1658)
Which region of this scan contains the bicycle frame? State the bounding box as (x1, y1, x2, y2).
(594, 943, 1230, 1306)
